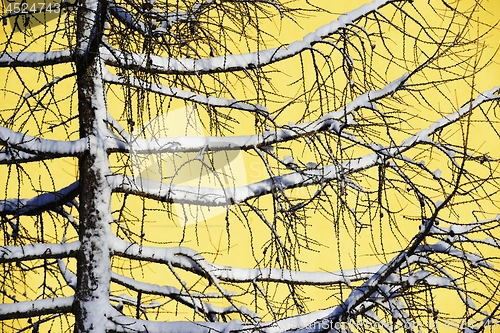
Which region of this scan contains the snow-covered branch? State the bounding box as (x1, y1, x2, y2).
(108, 2, 148, 35)
(0, 126, 87, 157)
(246, 249, 484, 333)
(415, 242, 493, 269)
(101, 0, 402, 74)
(110, 238, 381, 285)
(110, 84, 500, 207)
(0, 150, 42, 164)
(0, 297, 74, 320)
(58, 259, 77, 289)
(277, 226, 495, 331)
(0, 181, 80, 216)
(106, 306, 334, 333)
(0, 242, 79, 263)
(111, 273, 259, 319)
(0, 50, 73, 67)
(108, 72, 408, 154)
(106, 313, 253, 333)
(109, 165, 352, 206)
(103, 68, 269, 115)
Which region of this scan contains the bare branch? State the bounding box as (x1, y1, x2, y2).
(0, 51, 73, 67)
(0, 126, 87, 158)
(0, 181, 80, 216)
(101, 0, 403, 74)
(111, 238, 382, 285)
(0, 242, 79, 263)
(0, 297, 74, 320)
(103, 68, 269, 116)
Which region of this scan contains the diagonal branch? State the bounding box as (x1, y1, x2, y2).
(109, 156, 375, 206)
(108, 1, 148, 35)
(101, 0, 403, 75)
(110, 85, 500, 206)
(107, 72, 409, 154)
(0, 181, 80, 216)
(111, 273, 258, 319)
(103, 68, 269, 115)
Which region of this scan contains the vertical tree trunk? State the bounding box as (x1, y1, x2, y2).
(75, 0, 112, 331)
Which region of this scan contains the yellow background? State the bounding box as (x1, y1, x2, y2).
(0, 0, 499, 330)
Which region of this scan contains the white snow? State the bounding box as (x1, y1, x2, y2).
(103, 68, 268, 114)
(0, 50, 72, 66)
(0, 181, 79, 216)
(0, 242, 80, 262)
(0, 126, 87, 156)
(110, 237, 384, 286)
(283, 155, 295, 165)
(0, 297, 74, 318)
(101, 0, 400, 74)
(108, 1, 148, 35)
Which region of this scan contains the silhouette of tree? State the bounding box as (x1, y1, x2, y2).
(0, 0, 499, 332)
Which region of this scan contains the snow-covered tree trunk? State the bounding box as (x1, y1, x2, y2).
(74, 0, 112, 331)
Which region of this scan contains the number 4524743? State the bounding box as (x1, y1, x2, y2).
(6, 2, 61, 14)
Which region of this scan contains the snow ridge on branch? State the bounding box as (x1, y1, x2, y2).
(107, 73, 408, 154)
(110, 85, 500, 206)
(0, 126, 87, 158)
(101, 0, 402, 74)
(110, 237, 382, 286)
(0, 297, 74, 320)
(0, 181, 80, 216)
(102, 68, 269, 115)
(0, 50, 73, 67)
(0, 242, 79, 263)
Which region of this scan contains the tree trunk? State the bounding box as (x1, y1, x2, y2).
(74, 0, 112, 331)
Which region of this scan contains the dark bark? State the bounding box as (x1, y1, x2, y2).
(74, 0, 112, 332)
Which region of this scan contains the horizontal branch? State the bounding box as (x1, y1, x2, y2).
(111, 273, 258, 318)
(0, 50, 73, 67)
(0, 126, 87, 158)
(0, 242, 80, 263)
(0, 181, 80, 216)
(110, 238, 381, 285)
(0, 297, 73, 320)
(101, 0, 401, 75)
(108, 240, 458, 333)
(107, 307, 332, 333)
(109, 148, 382, 206)
(107, 313, 253, 333)
(0, 150, 43, 164)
